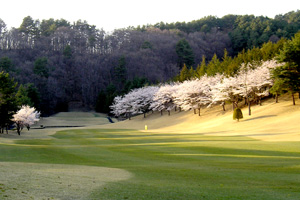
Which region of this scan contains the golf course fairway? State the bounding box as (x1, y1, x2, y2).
(0, 97, 300, 200)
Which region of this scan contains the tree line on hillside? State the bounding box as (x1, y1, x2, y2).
(110, 60, 281, 119)
(175, 39, 286, 81)
(0, 10, 299, 115)
(110, 32, 300, 119)
(137, 10, 300, 55)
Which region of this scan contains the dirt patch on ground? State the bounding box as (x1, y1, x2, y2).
(0, 162, 132, 200)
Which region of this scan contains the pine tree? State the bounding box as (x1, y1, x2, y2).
(179, 64, 190, 82)
(34, 57, 49, 78)
(0, 72, 18, 133)
(275, 32, 300, 105)
(233, 108, 243, 122)
(196, 56, 206, 78)
(206, 54, 221, 76)
(189, 67, 196, 78)
(175, 39, 195, 69)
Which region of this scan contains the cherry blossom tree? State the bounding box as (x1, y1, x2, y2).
(173, 75, 218, 116)
(12, 105, 40, 135)
(132, 86, 159, 118)
(110, 86, 159, 119)
(251, 60, 281, 105)
(206, 73, 241, 111)
(150, 83, 179, 115)
(210, 79, 230, 111)
(236, 60, 282, 115)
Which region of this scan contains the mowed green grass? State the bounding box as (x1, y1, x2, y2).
(1, 128, 300, 200)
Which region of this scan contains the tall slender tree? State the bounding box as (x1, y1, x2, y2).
(274, 32, 300, 105)
(0, 72, 18, 133)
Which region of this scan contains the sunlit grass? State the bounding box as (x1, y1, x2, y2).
(1, 128, 300, 199)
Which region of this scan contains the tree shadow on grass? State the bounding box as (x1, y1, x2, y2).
(243, 115, 277, 122)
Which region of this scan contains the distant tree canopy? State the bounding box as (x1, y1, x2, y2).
(137, 10, 300, 55)
(0, 10, 299, 114)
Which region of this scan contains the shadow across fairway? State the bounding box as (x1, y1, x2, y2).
(243, 115, 277, 122)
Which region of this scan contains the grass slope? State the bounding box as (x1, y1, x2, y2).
(0, 97, 299, 199)
(102, 95, 300, 141)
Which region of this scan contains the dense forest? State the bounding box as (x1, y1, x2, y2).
(0, 10, 299, 115)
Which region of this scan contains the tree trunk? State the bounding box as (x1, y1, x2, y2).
(198, 108, 200, 116)
(127, 112, 131, 120)
(144, 113, 146, 118)
(248, 99, 251, 116)
(160, 110, 163, 116)
(233, 101, 238, 110)
(175, 106, 177, 112)
(194, 109, 196, 114)
(275, 93, 278, 103)
(292, 93, 295, 105)
(168, 110, 170, 116)
(179, 107, 181, 112)
(16, 124, 21, 135)
(222, 101, 225, 111)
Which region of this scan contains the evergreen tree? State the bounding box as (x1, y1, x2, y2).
(114, 55, 127, 85)
(233, 108, 243, 122)
(179, 64, 190, 82)
(105, 84, 117, 114)
(0, 57, 13, 72)
(189, 67, 196, 78)
(206, 54, 221, 76)
(16, 84, 32, 106)
(34, 57, 49, 78)
(221, 49, 232, 74)
(26, 84, 41, 110)
(63, 45, 73, 59)
(0, 72, 18, 133)
(195, 56, 207, 78)
(16, 83, 41, 109)
(275, 32, 300, 105)
(175, 39, 195, 68)
(269, 78, 286, 103)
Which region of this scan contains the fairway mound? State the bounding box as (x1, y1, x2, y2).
(101, 96, 300, 142)
(0, 162, 132, 200)
(37, 112, 113, 127)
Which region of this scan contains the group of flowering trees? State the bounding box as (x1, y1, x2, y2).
(0, 71, 40, 135)
(110, 60, 283, 119)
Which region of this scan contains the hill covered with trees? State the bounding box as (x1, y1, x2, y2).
(0, 10, 299, 115)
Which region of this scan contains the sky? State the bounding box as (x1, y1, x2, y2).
(1, 0, 299, 32)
